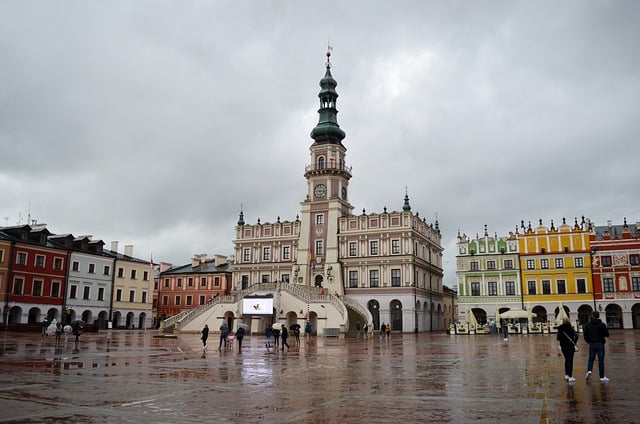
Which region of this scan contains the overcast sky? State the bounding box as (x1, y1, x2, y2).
(1, 1, 639, 287)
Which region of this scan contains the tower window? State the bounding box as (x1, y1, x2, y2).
(318, 156, 325, 169)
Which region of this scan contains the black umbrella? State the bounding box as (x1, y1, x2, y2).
(290, 323, 301, 331)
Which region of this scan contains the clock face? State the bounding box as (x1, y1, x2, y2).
(314, 184, 327, 198)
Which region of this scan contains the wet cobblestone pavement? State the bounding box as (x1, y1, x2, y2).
(1, 330, 639, 423)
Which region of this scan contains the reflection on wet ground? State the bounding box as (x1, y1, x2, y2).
(1, 330, 639, 423)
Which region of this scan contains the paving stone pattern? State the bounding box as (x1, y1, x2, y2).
(0, 330, 639, 423)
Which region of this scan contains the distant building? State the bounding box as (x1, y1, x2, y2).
(156, 254, 232, 323)
(172, 51, 445, 336)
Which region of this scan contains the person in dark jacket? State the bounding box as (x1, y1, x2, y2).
(201, 324, 209, 347)
(235, 326, 245, 352)
(583, 311, 610, 382)
(557, 318, 579, 382)
(280, 324, 290, 351)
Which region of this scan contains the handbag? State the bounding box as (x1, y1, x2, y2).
(562, 330, 579, 351)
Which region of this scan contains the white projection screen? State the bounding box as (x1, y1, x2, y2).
(242, 297, 274, 315)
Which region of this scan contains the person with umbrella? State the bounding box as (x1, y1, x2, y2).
(73, 321, 83, 349)
(290, 323, 301, 348)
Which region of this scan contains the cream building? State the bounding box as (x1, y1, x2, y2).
(171, 52, 444, 336)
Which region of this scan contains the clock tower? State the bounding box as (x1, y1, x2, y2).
(298, 50, 353, 295)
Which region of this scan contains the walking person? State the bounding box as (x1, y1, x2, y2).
(502, 320, 509, 343)
(201, 324, 209, 348)
(557, 318, 579, 382)
(42, 318, 48, 336)
(355, 322, 361, 341)
(293, 325, 301, 348)
(280, 324, 290, 351)
(385, 323, 391, 339)
(380, 323, 386, 339)
(584, 310, 610, 382)
(265, 325, 273, 350)
(218, 322, 229, 351)
(236, 326, 245, 352)
(73, 322, 82, 349)
(55, 322, 62, 344)
(305, 321, 312, 342)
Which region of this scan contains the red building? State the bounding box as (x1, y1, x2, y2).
(590, 219, 640, 329)
(156, 254, 232, 324)
(1, 224, 68, 326)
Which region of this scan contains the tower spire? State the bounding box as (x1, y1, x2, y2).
(310, 48, 346, 144)
(402, 187, 411, 212)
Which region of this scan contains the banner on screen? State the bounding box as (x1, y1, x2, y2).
(242, 297, 273, 315)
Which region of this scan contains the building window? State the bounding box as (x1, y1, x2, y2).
(488, 282, 497, 296)
(0, 249, 3, 262)
(282, 274, 290, 283)
(130, 269, 137, 279)
(186, 295, 193, 306)
(471, 282, 480, 296)
(32, 280, 43, 296)
(51, 281, 60, 297)
(316, 214, 324, 225)
(241, 275, 249, 290)
(505, 281, 515, 296)
(70, 285, 77, 299)
(177, 278, 182, 287)
(470, 261, 479, 271)
(164, 278, 169, 288)
(83, 286, 90, 300)
(162, 296, 168, 306)
(103, 265, 110, 275)
(202, 277, 207, 286)
(129, 290, 135, 302)
(632, 277, 640, 291)
(88, 263, 96, 274)
(35, 255, 45, 268)
(391, 269, 401, 287)
(486, 261, 496, 270)
(72, 261, 79, 271)
(601, 256, 612, 267)
(142, 291, 147, 303)
(391, 239, 400, 255)
(98, 287, 105, 301)
(16, 252, 27, 265)
(175, 295, 181, 306)
(349, 271, 358, 288)
(540, 259, 549, 269)
(199, 295, 206, 305)
(349, 242, 357, 257)
(603, 277, 615, 292)
(503, 259, 513, 269)
(369, 270, 379, 288)
(263, 247, 271, 261)
(262, 274, 269, 283)
(557, 280, 566, 294)
(315, 240, 324, 256)
(555, 258, 564, 269)
(243, 248, 251, 262)
(542, 280, 551, 294)
(283, 246, 291, 260)
(54, 257, 63, 270)
(526, 259, 535, 270)
(370, 241, 379, 256)
(630, 255, 640, 266)
(575, 257, 584, 268)
(528, 281, 537, 295)
(118, 268, 124, 278)
(12, 278, 24, 295)
(186, 277, 192, 287)
(116, 289, 122, 302)
(576, 278, 586, 294)
(143, 271, 149, 281)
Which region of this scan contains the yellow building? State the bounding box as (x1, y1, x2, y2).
(518, 218, 596, 326)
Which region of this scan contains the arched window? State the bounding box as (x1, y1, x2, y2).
(390, 300, 403, 331)
(317, 156, 325, 169)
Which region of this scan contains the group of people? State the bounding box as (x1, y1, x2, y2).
(556, 310, 610, 383)
(379, 323, 391, 339)
(200, 322, 246, 355)
(43, 318, 83, 347)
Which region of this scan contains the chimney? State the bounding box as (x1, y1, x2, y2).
(214, 254, 227, 267)
(111, 241, 119, 253)
(124, 245, 134, 257)
(191, 255, 201, 267)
